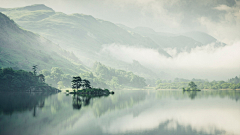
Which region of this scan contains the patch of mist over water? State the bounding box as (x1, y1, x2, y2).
(101, 42, 240, 80)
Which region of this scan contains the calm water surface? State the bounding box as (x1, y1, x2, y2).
(0, 90, 240, 135)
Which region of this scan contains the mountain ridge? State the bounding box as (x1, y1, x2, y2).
(0, 4, 171, 57)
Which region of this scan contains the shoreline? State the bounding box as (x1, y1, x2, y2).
(156, 89, 240, 91)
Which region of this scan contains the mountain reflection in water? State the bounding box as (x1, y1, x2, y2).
(0, 90, 239, 135)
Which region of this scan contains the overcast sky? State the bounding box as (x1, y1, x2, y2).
(1, 0, 239, 43)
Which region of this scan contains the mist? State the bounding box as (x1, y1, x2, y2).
(101, 42, 240, 80)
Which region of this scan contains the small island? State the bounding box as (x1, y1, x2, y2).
(182, 81, 201, 91)
(66, 76, 114, 95)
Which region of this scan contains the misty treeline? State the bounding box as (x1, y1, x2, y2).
(39, 62, 146, 90)
(39, 67, 72, 89)
(156, 76, 240, 90)
(0, 67, 47, 91)
(92, 62, 146, 89)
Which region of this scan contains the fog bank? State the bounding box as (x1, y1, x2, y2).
(101, 42, 240, 80)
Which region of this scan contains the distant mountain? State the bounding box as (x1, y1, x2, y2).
(0, 12, 88, 74)
(102, 59, 160, 79)
(0, 4, 171, 79)
(7, 4, 54, 12)
(0, 4, 170, 57)
(119, 25, 225, 53)
(181, 31, 225, 46)
(130, 26, 203, 52)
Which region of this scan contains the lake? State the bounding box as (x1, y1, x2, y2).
(0, 90, 240, 135)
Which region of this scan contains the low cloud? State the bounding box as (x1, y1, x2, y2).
(101, 42, 240, 80)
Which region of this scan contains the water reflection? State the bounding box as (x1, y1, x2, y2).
(183, 91, 199, 99)
(0, 92, 55, 116)
(0, 90, 239, 135)
(72, 95, 93, 110)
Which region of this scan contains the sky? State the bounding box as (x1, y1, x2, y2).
(0, 0, 240, 44)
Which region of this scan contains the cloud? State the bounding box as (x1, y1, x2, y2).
(101, 42, 240, 79)
(199, 2, 240, 44)
(102, 42, 240, 69)
(214, 4, 232, 11)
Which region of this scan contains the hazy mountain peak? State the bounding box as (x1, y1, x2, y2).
(11, 4, 54, 12)
(134, 27, 156, 34)
(25, 4, 54, 11)
(181, 31, 217, 45)
(72, 13, 96, 21)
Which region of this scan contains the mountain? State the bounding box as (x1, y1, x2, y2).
(119, 26, 225, 53)
(181, 31, 225, 46)
(130, 27, 203, 52)
(101, 59, 160, 79)
(0, 12, 88, 74)
(0, 4, 170, 57)
(0, 4, 171, 79)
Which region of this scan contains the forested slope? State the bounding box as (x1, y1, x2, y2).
(0, 12, 88, 75)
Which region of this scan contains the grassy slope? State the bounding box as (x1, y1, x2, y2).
(0, 12, 88, 75)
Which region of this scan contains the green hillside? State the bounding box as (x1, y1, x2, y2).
(0, 12, 88, 75)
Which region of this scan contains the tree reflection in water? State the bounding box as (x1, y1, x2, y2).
(72, 94, 109, 110)
(0, 92, 56, 116)
(72, 95, 82, 110)
(183, 91, 199, 100)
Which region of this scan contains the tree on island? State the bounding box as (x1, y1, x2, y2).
(189, 81, 197, 90)
(183, 81, 200, 91)
(72, 76, 82, 91)
(82, 79, 91, 89)
(70, 76, 114, 95)
(71, 76, 92, 90)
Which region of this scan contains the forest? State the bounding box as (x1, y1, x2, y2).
(0, 66, 57, 91)
(92, 62, 146, 88)
(39, 62, 146, 90)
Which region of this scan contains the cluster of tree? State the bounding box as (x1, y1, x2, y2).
(182, 82, 200, 91)
(0, 67, 47, 91)
(156, 76, 240, 90)
(71, 76, 91, 90)
(92, 62, 146, 89)
(39, 63, 147, 90)
(228, 76, 240, 84)
(80, 72, 109, 89)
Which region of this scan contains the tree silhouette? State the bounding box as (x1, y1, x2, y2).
(82, 79, 91, 89)
(188, 81, 197, 90)
(72, 95, 82, 110)
(38, 74, 45, 82)
(72, 76, 82, 91)
(32, 65, 37, 76)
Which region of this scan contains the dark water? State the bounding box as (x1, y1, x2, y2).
(0, 90, 240, 135)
